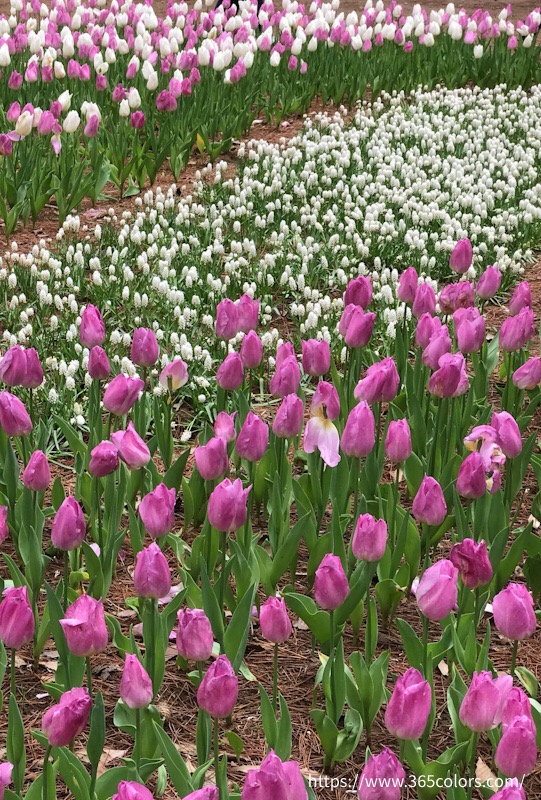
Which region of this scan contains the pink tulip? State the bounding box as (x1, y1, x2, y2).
(412, 283, 436, 317)
(341, 402, 375, 458)
(215, 299, 240, 340)
(450, 539, 493, 589)
(139, 483, 176, 537)
(42, 687, 92, 747)
(449, 238, 473, 273)
(176, 608, 214, 662)
(259, 596, 292, 644)
(89, 441, 119, 477)
(51, 497, 86, 550)
(236, 294, 260, 333)
(476, 265, 501, 299)
(111, 422, 151, 470)
(428, 353, 468, 398)
(354, 358, 400, 404)
(313, 554, 349, 610)
(358, 749, 405, 800)
(495, 716, 537, 779)
(133, 543, 171, 599)
(59, 595, 108, 657)
(344, 276, 372, 309)
(412, 475, 447, 526)
(270, 356, 300, 398)
(453, 307, 485, 354)
(103, 375, 145, 416)
(385, 419, 412, 462)
(502, 687, 534, 731)
(0, 391, 32, 437)
(491, 411, 522, 458)
(272, 394, 304, 439)
(340, 306, 377, 348)
(422, 326, 452, 370)
(22, 449, 50, 491)
(459, 671, 512, 732)
(415, 314, 441, 349)
(0, 586, 35, 649)
(0, 346, 27, 386)
(214, 411, 237, 442)
(182, 789, 219, 800)
(159, 359, 188, 390)
(113, 781, 154, 800)
(508, 282, 532, 316)
(0, 762, 12, 799)
(384, 667, 432, 740)
(499, 307, 535, 352)
(240, 331, 263, 369)
(439, 282, 475, 315)
(513, 357, 541, 390)
(456, 452, 488, 499)
(490, 782, 526, 800)
(416, 559, 458, 621)
(120, 654, 153, 709)
(352, 514, 387, 562)
(208, 478, 250, 532)
(79, 305, 105, 348)
(22, 348, 44, 389)
(302, 339, 331, 377)
(492, 583, 537, 640)
(236, 412, 269, 462)
(397, 267, 418, 304)
(194, 436, 228, 480)
(241, 751, 306, 800)
(217, 353, 244, 391)
(0, 507, 8, 544)
(131, 328, 159, 368)
(197, 655, 238, 718)
(88, 346, 111, 380)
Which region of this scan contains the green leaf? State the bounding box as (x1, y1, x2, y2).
(223, 583, 257, 672)
(152, 724, 194, 797)
(87, 691, 106, 770)
(8, 693, 25, 794)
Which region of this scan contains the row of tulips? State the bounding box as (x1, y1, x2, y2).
(0, 251, 539, 798)
(0, 0, 541, 231)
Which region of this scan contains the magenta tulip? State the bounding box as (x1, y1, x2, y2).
(241, 751, 307, 800)
(416, 559, 458, 621)
(0, 586, 35, 649)
(272, 394, 304, 439)
(385, 419, 412, 463)
(422, 325, 452, 370)
(0, 346, 27, 386)
(139, 483, 176, 537)
(236, 412, 269, 462)
(415, 314, 441, 349)
(0, 391, 32, 437)
(344, 276, 372, 309)
(354, 358, 400, 404)
(351, 514, 387, 562)
(259, 596, 292, 644)
(412, 283, 436, 317)
(491, 411, 522, 458)
(302, 339, 331, 377)
(341, 402, 375, 458)
(449, 238, 473, 273)
(459, 671, 512, 732)
(397, 267, 418, 304)
(0, 763, 12, 799)
(208, 478, 250, 532)
(88, 346, 111, 380)
(22, 449, 50, 491)
(412, 475, 447, 526)
(454, 307, 485, 354)
(216, 353, 244, 391)
(103, 374, 145, 416)
(439, 282, 475, 315)
(513, 357, 541, 390)
(214, 411, 237, 442)
(270, 356, 301, 398)
(240, 331, 263, 369)
(131, 328, 159, 368)
(120, 654, 153, 709)
(182, 790, 219, 800)
(384, 667, 432, 740)
(0, 507, 8, 544)
(133, 543, 171, 599)
(236, 294, 260, 333)
(159, 359, 188, 390)
(449, 539, 493, 589)
(113, 781, 154, 800)
(42, 687, 92, 747)
(456, 452, 488, 499)
(176, 608, 214, 662)
(22, 348, 44, 389)
(502, 688, 534, 731)
(313, 554, 349, 610)
(51, 497, 86, 551)
(476, 265, 501, 299)
(499, 307, 535, 352)
(508, 282, 532, 316)
(112, 422, 151, 470)
(215, 299, 240, 340)
(490, 783, 525, 800)
(79, 305, 105, 348)
(89, 441, 119, 477)
(197, 655, 238, 718)
(428, 353, 468, 398)
(195, 436, 228, 480)
(492, 583, 537, 640)
(495, 716, 537, 779)
(358, 749, 405, 800)
(59, 595, 108, 657)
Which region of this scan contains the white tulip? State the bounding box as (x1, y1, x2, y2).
(63, 111, 80, 133)
(15, 111, 33, 138)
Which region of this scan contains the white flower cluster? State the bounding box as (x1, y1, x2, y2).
(0, 83, 539, 421)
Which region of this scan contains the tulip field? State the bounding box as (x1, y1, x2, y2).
(3, 0, 541, 800)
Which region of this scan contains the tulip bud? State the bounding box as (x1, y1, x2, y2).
(159, 359, 189, 391)
(0, 391, 32, 437)
(508, 282, 532, 316)
(412, 475, 447, 526)
(301, 339, 331, 377)
(176, 608, 214, 661)
(208, 478, 251, 532)
(412, 283, 436, 317)
(194, 436, 228, 480)
(416, 559, 458, 621)
(120, 654, 153, 709)
(449, 538, 493, 589)
(214, 411, 237, 442)
(397, 267, 418, 304)
(354, 358, 400, 404)
(385, 419, 412, 462)
(217, 352, 244, 391)
(0, 763, 12, 798)
(111, 422, 151, 470)
(493, 583, 536, 640)
(0, 346, 27, 387)
(499, 307, 535, 352)
(131, 328, 159, 368)
(449, 238, 473, 273)
(269, 394, 302, 440)
(22, 449, 50, 491)
(313, 554, 349, 610)
(428, 353, 469, 398)
(182, 790, 219, 800)
(259, 596, 292, 644)
(22, 348, 44, 389)
(51, 497, 86, 550)
(491, 411, 522, 458)
(422, 325, 452, 370)
(59, 595, 108, 657)
(236, 412, 269, 462)
(415, 314, 441, 349)
(513, 357, 541, 390)
(133, 542, 171, 599)
(502, 687, 534, 731)
(112, 781, 154, 800)
(339, 305, 376, 348)
(344, 276, 372, 309)
(241, 751, 307, 800)
(0, 586, 35, 649)
(88, 346, 111, 380)
(489, 782, 526, 800)
(454, 307, 485, 354)
(476, 265, 501, 299)
(459, 671, 512, 732)
(79, 305, 105, 348)
(103, 374, 145, 416)
(42, 687, 92, 747)
(384, 668, 432, 740)
(236, 295, 260, 333)
(215, 299, 240, 340)
(240, 331, 263, 369)
(341, 402, 375, 458)
(89, 440, 119, 477)
(270, 355, 301, 398)
(352, 514, 387, 562)
(197, 655, 238, 718)
(139, 483, 176, 537)
(358, 749, 405, 800)
(456, 452, 488, 499)
(495, 715, 537, 779)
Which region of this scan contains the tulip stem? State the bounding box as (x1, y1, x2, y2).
(467, 732, 479, 799)
(149, 598, 157, 697)
(422, 615, 430, 678)
(219, 531, 228, 623)
(390, 466, 400, 550)
(329, 610, 338, 723)
(42, 744, 52, 800)
(213, 717, 224, 792)
(86, 656, 93, 696)
(94, 477, 104, 558)
(63, 551, 69, 612)
(134, 707, 141, 772)
(510, 639, 519, 677)
(272, 642, 279, 713)
(429, 398, 444, 477)
(10, 648, 16, 697)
